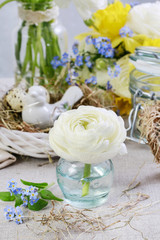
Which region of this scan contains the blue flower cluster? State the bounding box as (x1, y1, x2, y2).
(108, 64, 121, 78)
(86, 36, 114, 58)
(65, 72, 79, 86)
(50, 35, 121, 87)
(5, 179, 40, 225)
(85, 76, 97, 85)
(72, 43, 79, 55)
(4, 206, 23, 224)
(85, 56, 92, 68)
(119, 26, 133, 38)
(7, 179, 39, 207)
(7, 179, 18, 195)
(106, 81, 112, 90)
(65, 73, 72, 85)
(75, 55, 83, 67)
(51, 53, 69, 69)
(21, 185, 39, 206)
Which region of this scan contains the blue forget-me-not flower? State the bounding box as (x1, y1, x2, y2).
(75, 55, 83, 67)
(119, 26, 133, 38)
(85, 76, 97, 85)
(106, 81, 112, 90)
(7, 179, 17, 193)
(72, 43, 79, 55)
(61, 53, 69, 66)
(65, 73, 72, 85)
(85, 56, 92, 68)
(85, 35, 93, 45)
(51, 56, 61, 69)
(4, 206, 15, 221)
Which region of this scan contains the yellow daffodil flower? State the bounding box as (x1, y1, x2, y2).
(114, 96, 132, 116)
(143, 38, 160, 47)
(75, 31, 101, 41)
(92, 1, 131, 40)
(112, 35, 148, 54)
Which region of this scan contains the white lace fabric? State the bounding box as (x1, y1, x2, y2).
(18, 5, 59, 25)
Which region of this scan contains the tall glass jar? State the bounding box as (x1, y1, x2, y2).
(14, 2, 68, 98)
(129, 46, 160, 140)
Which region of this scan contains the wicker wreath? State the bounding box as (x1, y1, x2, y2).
(0, 127, 55, 158)
(0, 80, 57, 158)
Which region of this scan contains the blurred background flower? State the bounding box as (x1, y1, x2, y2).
(54, 0, 108, 20)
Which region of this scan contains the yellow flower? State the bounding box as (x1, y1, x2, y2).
(75, 31, 100, 41)
(92, 1, 131, 40)
(143, 38, 160, 47)
(114, 96, 132, 116)
(112, 35, 147, 54)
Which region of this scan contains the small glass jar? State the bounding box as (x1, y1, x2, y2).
(129, 46, 160, 140)
(14, 1, 68, 96)
(56, 158, 114, 209)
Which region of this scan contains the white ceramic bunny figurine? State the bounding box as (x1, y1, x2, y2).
(22, 86, 83, 128)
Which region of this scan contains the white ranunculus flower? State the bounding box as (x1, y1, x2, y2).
(49, 106, 127, 164)
(127, 2, 160, 39)
(54, 0, 108, 19)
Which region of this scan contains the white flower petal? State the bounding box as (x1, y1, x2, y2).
(49, 106, 127, 164)
(127, 2, 160, 38)
(55, 0, 108, 19)
(54, 0, 71, 8)
(73, 0, 108, 19)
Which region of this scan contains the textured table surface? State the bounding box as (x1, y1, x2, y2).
(0, 79, 160, 240)
(1, 139, 160, 240)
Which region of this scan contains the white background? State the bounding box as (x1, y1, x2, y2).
(0, 0, 155, 77)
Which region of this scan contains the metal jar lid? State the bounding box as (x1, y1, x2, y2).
(129, 46, 160, 76)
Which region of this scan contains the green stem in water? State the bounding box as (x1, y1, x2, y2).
(15, 21, 26, 72)
(82, 164, 91, 197)
(37, 23, 46, 85)
(0, 0, 15, 9)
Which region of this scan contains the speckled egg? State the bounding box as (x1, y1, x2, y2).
(4, 88, 27, 111)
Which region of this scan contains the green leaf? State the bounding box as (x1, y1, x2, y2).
(40, 190, 63, 201)
(0, 192, 15, 201)
(20, 179, 48, 189)
(15, 195, 23, 207)
(28, 199, 48, 211)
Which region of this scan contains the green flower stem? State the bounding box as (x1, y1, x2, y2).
(1, 0, 63, 89)
(38, 182, 55, 192)
(82, 164, 91, 197)
(30, 25, 37, 81)
(37, 23, 45, 70)
(15, 21, 26, 71)
(21, 37, 31, 75)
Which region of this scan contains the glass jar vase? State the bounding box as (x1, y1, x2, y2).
(14, 1, 68, 97)
(56, 158, 114, 209)
(128, 46, 160, 141)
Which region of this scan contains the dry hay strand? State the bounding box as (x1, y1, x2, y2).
(73, 84, 115, 110)
(0, 99, 49, 133)
(28, 163, 151, 239)
(0, 83, 119, 133)
(34, 193, 150, 239)
(40, 201, 112, 233)
(139, 102, 160, 163)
